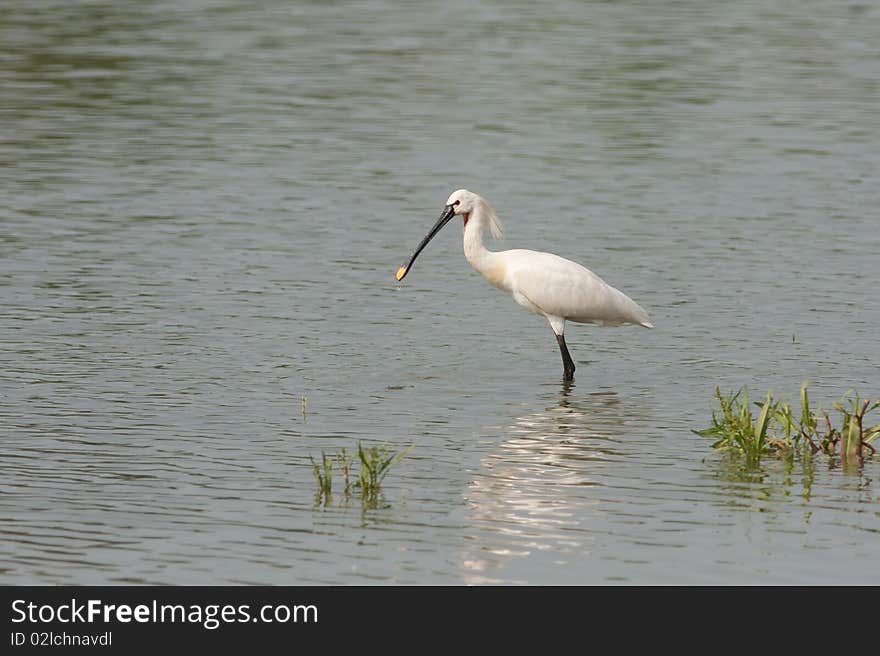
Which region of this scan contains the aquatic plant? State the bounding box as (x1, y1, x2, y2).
(695, 388, 775, 463)
(696, 383, 879, 463)
(356, 441, 412, 503)
(309, 442, 411, 506)
(830, 394, 880, 458)
(337, 447, 353, 496)
(310, 451, 333, 503)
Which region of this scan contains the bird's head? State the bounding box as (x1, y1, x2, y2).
(445, 189, 479, 216)
(395, 189, 502, 282)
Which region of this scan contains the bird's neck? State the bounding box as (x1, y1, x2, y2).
(462, 207, 499, 280)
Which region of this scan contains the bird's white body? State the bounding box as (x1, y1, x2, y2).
(396, 189, 651, 380)
(460, 195, 653, 335)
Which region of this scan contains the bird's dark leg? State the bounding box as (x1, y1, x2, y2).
(555, 333, 576, 381)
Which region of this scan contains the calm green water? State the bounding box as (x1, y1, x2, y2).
(1, 0, 878, 584)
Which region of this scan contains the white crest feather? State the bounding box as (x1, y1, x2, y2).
(478, 197, 504, 240)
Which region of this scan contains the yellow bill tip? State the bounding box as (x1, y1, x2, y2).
(395, 266, 407, 281)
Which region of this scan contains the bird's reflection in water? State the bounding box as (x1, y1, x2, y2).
(461, 382, 645, 583)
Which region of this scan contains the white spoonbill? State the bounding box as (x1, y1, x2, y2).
(395, 189, 652, 381)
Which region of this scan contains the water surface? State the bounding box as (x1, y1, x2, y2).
(1, 0, 879, 584)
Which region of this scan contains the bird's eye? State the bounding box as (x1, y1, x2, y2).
(453, 200, 460, 206)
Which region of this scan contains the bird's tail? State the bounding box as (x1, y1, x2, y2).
(624, 294, 653, 328)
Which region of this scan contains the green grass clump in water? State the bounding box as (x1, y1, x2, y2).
(337, 447, 353, 496)
(356, 442, 412, 504)
(695, 388, 774, 464)
(310, 451, 333, 504)
(695, 383, 879, 464)
(309, 442, 411, 507)
(832, 394, 880, 458)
